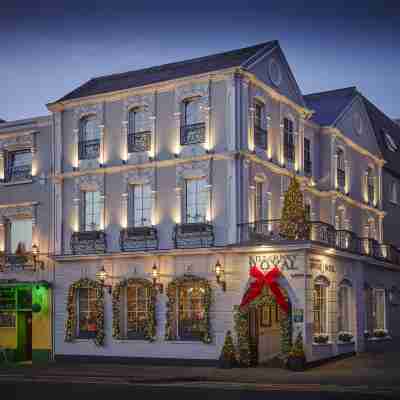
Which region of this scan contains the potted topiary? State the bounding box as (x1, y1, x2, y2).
(373, 329, 388, 339)
(338, 331, 354, 343)
(313, 333, 329, 344)
(287, 332, 306, 371)
(218, 330, 237, 369)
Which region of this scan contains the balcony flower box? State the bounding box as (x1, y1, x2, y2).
(373, 329, 389, 339)
(313, 333, 330, 344)
(338, 331, 354, 343)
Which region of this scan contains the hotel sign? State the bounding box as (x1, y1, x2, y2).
(249, 254, 298, 272)
(309, 258, 336, 273)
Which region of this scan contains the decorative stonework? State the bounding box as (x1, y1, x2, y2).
(0, 133, 34, 151)
(123, 168, 155, 190)
(74, 174, 105, 196)
(268, 58, 282, 87)
(0, 204, 37, 222)
(176, 159, 210, 187)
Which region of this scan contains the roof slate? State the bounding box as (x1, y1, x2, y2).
(304, 87, 357, 126)
(362, 97, 400, 176)
(55, 41, 278, 103)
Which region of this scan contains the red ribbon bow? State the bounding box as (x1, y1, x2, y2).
(240, 265, 289, 313)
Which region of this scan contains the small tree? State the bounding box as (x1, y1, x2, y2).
(219, 330, 237, 368)
(280, 175, 310, 240)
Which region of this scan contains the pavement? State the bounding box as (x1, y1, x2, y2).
(1, 352, 400, 397)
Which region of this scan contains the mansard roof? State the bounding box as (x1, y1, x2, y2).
(362, 96, 400, 176)
(54, 41, 278, 103)
(304, 87, 358, 126)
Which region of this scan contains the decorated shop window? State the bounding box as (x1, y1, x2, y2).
(0, 287, 16, 328)
(112, 278, 156, 342)
(313, 276, 330, 338)
(338, 281, 352, 335)
(373, 289, 386, 331)
(65, 278, 104, 346)
(165, 275, 211, 343)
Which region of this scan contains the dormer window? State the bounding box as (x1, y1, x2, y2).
(180, 97, 205, 145)
(78, 116, 100, 160)
(5, 149, 32, 183)
(128, 108, 151, 153)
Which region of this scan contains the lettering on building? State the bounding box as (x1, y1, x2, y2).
(249, 254, 298, 272)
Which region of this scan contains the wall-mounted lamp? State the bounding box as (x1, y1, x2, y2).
(215, 259, 226, 292)
(96, 266, 112, 294)
(31, 244, 44, 271)
(152, 263, 164, 293)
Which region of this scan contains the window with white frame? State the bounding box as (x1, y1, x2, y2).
(181, 97, 205, 145)
(5, 149, 32, 183)
(367, 167, 375, 205)
(390, 180, 398, 204)
(283, 118, 295, 166)
(338, 283, 352, 333)
(126, 283, 150, 339)
(336, 148, 346, 189)
(77, 287, 97, 339)
(185, 178, 207, 224)
(128, 108, 151, 153)
(78, 115, 100, 160)
(254, 101, 267, 150)
(313, 276, 329, 335)
(82, 191, 102, 231)
(255, 182, 263, 221)
(304, 138, 312, 176)
(128, 184, 152, 227)
(373, 288, 386, 331)
(9, 218, 33, 254)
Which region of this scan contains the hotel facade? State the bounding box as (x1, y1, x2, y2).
(1, 40, 400, 365)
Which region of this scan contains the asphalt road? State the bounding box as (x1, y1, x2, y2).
(2, 381, 398, 400)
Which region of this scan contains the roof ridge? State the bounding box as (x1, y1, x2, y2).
(91, 41, 277, 83)
(304, 86, 357, 98)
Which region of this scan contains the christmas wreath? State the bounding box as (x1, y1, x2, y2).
(165, 275, 212, 344)
(112, 278, 157, 342)
(65, 278, 105, 346)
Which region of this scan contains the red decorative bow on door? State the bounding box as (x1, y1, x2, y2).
(240, 266, 289, 313)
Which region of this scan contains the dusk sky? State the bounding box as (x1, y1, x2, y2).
(1, 1, 399, 121)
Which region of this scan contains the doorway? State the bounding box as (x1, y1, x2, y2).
(16, 311, 32, 361)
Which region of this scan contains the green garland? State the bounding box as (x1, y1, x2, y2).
(165, 274, 212, 344)
(234, 287, 292, 366)
(112, 278, 157, 342)
(65, 278, 105, 347)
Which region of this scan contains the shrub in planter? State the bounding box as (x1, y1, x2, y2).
(373, 329, 388, 338)
(338, 332, 353, 343)
(364, 330, 371, 339)
(218, 330, 237, 369)
(287, 332, 306, 372)
(313, 334, 329, 344)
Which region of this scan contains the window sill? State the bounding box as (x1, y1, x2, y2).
(312, 341, 333, 346)
(0, 179, 33, 186)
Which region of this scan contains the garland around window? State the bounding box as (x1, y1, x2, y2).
(165, 275, 212, 344)
(65, 278, 105, 346)
(112, 278, 157, 342)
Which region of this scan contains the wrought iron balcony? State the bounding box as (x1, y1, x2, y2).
(0, 253, 35, 272)
(254, 126, 268, 150)
(70, 231, 106, 254)
(127, 131, 151, 153)
(174, 223, 214, 249)
(238, 219, 400, 265)
(180, 123, 206, 145)
(78, 139, 100, 160)
(4, 165, 32, 183)
(120, 226, 158, 251)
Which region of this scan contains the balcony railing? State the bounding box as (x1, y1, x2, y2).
(0, 253, 35, 272)
(254, 126, 268, 150)
(4, 165, 32, 183)
(127, 131, 151, 153)
(70, 231, 107, 254)
(180, 123, 206, 145)
(174, 223, 214, 249)
(120, 226, 158, 251)
(238, 219, 400, 265)
(78, 139, 100, 160)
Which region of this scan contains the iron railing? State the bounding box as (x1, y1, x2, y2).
(127, 131, 151, 153)
(254, 126, 268, 150)
(238, 219, 400, 265)
(0, 253, 35, 272)
(78, 139, 100, 160)
(4, 165, 32, 183)
(119, 226, 158, 251)
(70, 231, 106, 254)
(174, 223, 214, 249)
(180, 123, 206, 145)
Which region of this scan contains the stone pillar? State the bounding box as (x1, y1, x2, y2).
(174, 187, 182, 224)
(73, 128, 79, 169)
(173, 112, 181, 155)
(72, 197, 80, 232)
(121, 192, 128, 228)
(121, 120, 129, 162)
(0, 150, 4, 181)
(151, 189, 157, 226)
(99, 124, 105, 165)
(205, 184, 212, 223)
(345, 159, 350, 194)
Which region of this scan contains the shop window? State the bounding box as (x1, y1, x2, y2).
(373, 289, 386, 330)
(338, 284, 352, 333)
(313, 276, 330, 335)
(126, 283, 150, 339)
(77, 287, 97, 339)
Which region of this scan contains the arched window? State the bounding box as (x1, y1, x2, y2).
(77, 286, 98, 338)
(79, 115, 100, 160)
(367, 167, 375, 205)
(313, 276, 330, 335)
(128, 108, 151, 153)
(283, 118, 295, 166)
(126, 282, 151, 339)
(181, 97, 205, 145)
(336, 148, 346, 189)
(338, 280, 352, 333)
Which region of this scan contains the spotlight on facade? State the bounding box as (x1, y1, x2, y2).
(96, 266, 112, 294)
(215, 259, 226, 292)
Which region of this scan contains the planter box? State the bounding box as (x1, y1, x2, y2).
(337, 341, 355, 354)
(312, 343, 333, 361)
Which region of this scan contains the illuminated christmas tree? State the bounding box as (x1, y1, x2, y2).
(219, 330, 237, 368)
(279, 175, 310, 240)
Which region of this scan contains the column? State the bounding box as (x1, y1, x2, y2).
(205, 184, 212, 223)
(121, 120, 129, 162)
(266, 191, 272, 230)
(174, 187, 182, 224)
(72, 197, 80, 232)
(0, 151, 4, 181)
(331, 137, 337, 189)
(99, 124, 105, 165)
(377, 166, 383, 209)
(248, 106, 255, 152)
(151, 189, 157, 226)
(173, 112, 181, 155)
(345, 159, 350, 194)
(121, 192, 128, 228)
(149, 115, 157, 158)
(73, 128, 79, 169)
